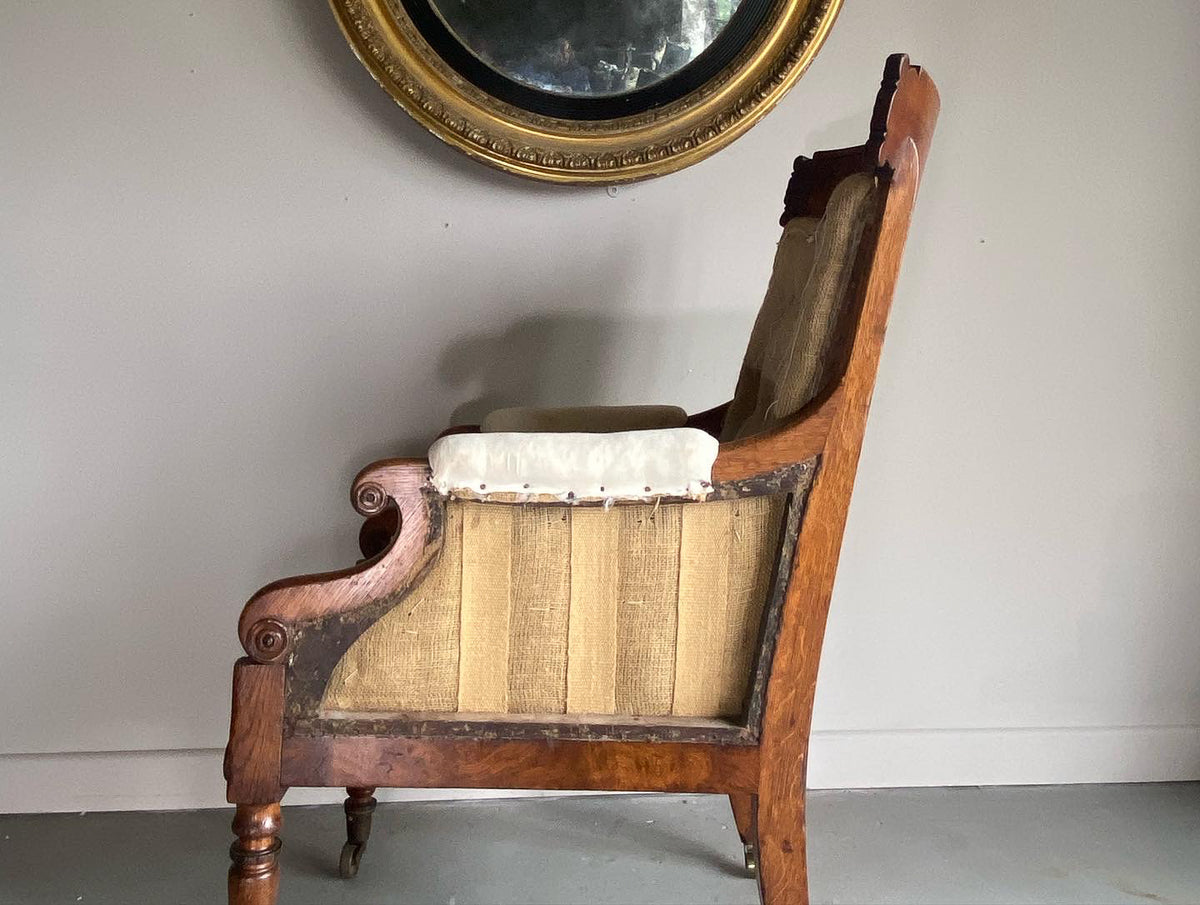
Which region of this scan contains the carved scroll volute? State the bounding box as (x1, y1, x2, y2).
(237, 459, 437, 664)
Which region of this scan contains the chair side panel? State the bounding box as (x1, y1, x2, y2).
(316, 485, 805, 728)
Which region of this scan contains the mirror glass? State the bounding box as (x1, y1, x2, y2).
(427, 0, 745, 97)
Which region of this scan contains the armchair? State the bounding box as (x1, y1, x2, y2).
(224, 53, 939, 905)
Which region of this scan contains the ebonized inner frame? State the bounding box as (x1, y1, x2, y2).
(398, 0, 776, 121)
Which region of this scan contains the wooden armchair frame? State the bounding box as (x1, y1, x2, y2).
(224, 54, 939, 905)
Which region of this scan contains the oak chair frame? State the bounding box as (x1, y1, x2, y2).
(224, 53, 939, 905)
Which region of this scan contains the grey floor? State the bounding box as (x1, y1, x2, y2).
(1, 784, 1197, 905)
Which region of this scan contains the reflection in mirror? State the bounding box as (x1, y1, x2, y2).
(428, 0, 744, 97)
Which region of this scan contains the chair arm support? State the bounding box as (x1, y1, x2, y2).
(237, 459, 440, 664)
(712, 383, 842, 483)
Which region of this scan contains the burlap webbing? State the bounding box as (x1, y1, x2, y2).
(321, 502, 463, 712)
(673, 502, 733, 717)
(458, 505, 512, 712)
(718, 496, 786, 714)
(566, 508, 620, 713)
(673, 496, 787, 716)
(723, 172, 878, 441)
(323, 497, 785, 719)
(723, 216, 820, 440)
(507, 507, 571, 713)
(614, 504, 682, 715)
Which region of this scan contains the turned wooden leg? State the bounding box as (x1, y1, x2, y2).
(729, 792, 760, 878)
(756, 786, 809, 905)
(228, 803, 282, 905)
(339, 786, 377, 879)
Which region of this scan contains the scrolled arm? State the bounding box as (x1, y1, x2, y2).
(237, 458, 440, 664)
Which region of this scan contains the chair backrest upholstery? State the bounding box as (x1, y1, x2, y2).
(721, 171, 880, 441)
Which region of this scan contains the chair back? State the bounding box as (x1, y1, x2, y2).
(722, 53, 938, 443)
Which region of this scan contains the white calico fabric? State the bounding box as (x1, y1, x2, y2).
(428, 428, 719, 502)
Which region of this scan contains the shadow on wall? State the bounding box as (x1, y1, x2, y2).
(439, 315, 616, 425)
(436, 312, 747, 428)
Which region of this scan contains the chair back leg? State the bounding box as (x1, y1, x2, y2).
(729, 792, 760, 877)
(340, 787, 379, 879)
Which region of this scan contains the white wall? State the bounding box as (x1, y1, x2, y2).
(2, 0, 1199, 812)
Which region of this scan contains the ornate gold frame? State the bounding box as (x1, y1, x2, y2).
(330, 0, 843, 183)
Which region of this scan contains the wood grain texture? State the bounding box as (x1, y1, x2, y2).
(224, 659, 285, 805)
(869, 53, 940, 176)
(711, 386, 839, 483)
(281, 736, 760, 793)
(237, 459, 439, 664)
(228, 803, 281, 905)
(754, 54, 940, 905)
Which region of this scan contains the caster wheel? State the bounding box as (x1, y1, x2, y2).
(743, 842, 758, 878)
(339, 841, 365, 879)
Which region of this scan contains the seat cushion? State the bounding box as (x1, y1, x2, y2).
(481, 404, 687, 433)
(428, 427, 718, 502)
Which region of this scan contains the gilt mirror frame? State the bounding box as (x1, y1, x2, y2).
(330, 0, 843, 183)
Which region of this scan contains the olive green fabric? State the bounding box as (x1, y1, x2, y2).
(482, 404, 687, 433)
(321, 495, 786, 719)
(722, 172, 878, 441)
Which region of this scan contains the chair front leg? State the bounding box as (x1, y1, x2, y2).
(229, 803, 282, 905)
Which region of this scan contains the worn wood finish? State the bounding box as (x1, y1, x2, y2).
(237, 460, 439, 665)
(711, 387, 839, 483)
(357, 505, 398, 561)
(868, 55, 939, 178)
(281, 736, 760, 793)
(224, 659, 286, 805)
(302, 712, 755, 745)
(228, 803, 282, 905)
(742, 490, 809, 735)
(430, 458, 814, 509)
(753, 54, 939, 905)
(780, 145, 870, 224)
(222, 52, 938, 905)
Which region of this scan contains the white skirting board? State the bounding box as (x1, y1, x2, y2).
(3, 725, 1198, 814)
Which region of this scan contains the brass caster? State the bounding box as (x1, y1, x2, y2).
(339, 841, 365, 879)
(743, 842, 759, 878)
